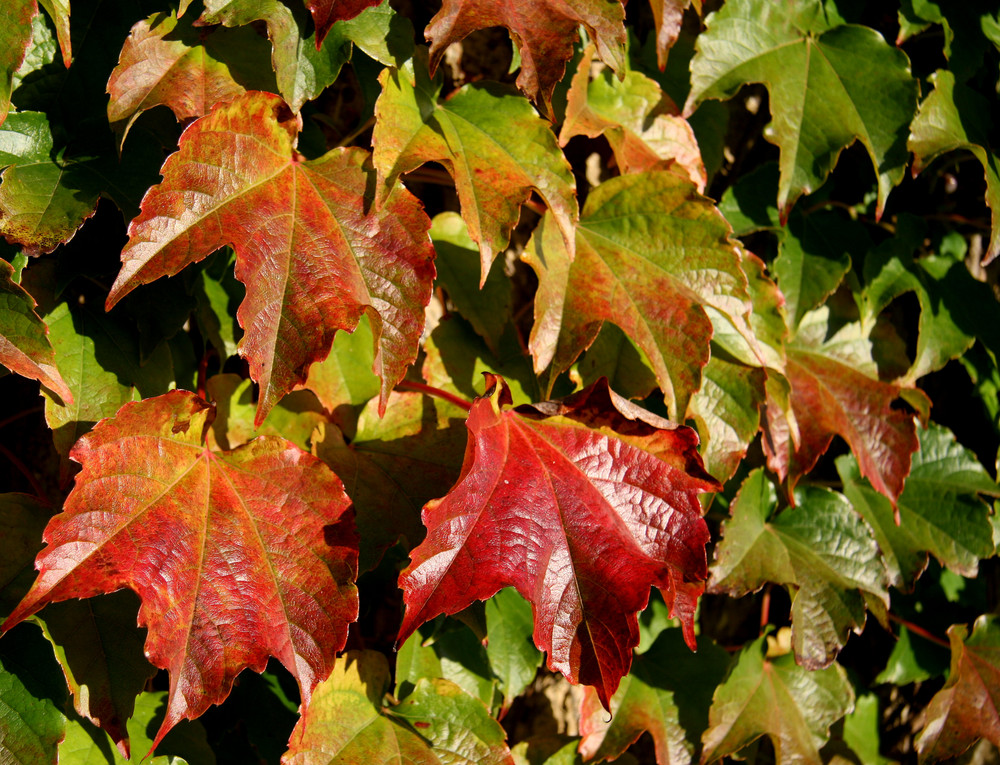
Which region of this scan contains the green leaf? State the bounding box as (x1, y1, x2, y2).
(192, 250, 243, 362)
(840, 692, 893, 765)
(874, 625, 948, 686)
(302, 312, 380, 414)
(0, 494, 50, 622)
(686, 0, 917, 218)
(0, 0, 36, 126)
(374, 51, 578, 281)
(37, 0, 69, 66)
(836, 423, 999, 589)
(0, 658, 64, 765)
(711, 469, 889, 669)
(577, 323, 658, 401)
(700, 635, 854, 763)
(484, 588, 543, 710)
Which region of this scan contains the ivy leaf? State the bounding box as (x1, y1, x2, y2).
(686, 0, 917, 218)
(916, 615, 1000, 762)
(106, 11, 276, 145)
(424, 0, 626, 114)
(106, 92, 435, 425)
(711, 469, 889, 669)
(836, 423, 999, 589)
(1, 0, 36, 126)
(700, 635, 854, 763)
(561, 44, 705, 189)
(909, 69, 1000, 263)
(398, 375, 718, 708)
(303, 0, 381, 49)
(0, 259, 72, 403)
(1, 391, 360, 751)
(374, 53, 577, 282)
(761, 306, 923, 506)
(524, 171, 749, 419)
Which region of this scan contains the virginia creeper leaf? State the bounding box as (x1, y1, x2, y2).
(0, 0, 36, 126)
(424, 0, 626, 114)
(561, 44, 705, 189)
(303, 0, 380, 49)
(649, 0, 694, 70)
(874, 624, 948, 686)
(11, 9, 57, 97)
(700, 635, 854, 764)
(2, 391, 360, 751)
(374, 53, 577, 282)
(0, 654, 65, 765)
(0, 259, 72, 403)
(300, 313, 380, 416)
(106, 92, 435, 425)
(106, 11, 276, 145)
(484, 588, 543, 711)
(37, 0, 70, 66)
(710, 469, 889, 669)
(685, 0, 918, 218)
(0, 494, 50, 621)
(398, 375, 718, 708)
(523, 171, 750, 419)
(577, 323, 658, 402)
(761, 307, 923, 506)
(909, 69, 1000, 263)
(840, 693, 893, 765)
(916, 614, 1000, 762)
(836, 423, 999, 589)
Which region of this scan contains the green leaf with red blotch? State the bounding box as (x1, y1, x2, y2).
(523, 171, 750, 419)
(0, 0, 37, 125)
(106, 11, 276, 146)
(0, 259, 71, 403)
(106, 92, 435, 425)
(425, 0, 625, 115)
(916, 614, 1000, 762)
(761, 306, 923, 506)
(283, 650, 513, 764)
(710, 469, 889, 670)
(374, 51, 577, 283)
(1, 391, 359, 752)
(398, 375, 718, 709)
(303, 0, 381, 49)
(700, 635, 854, 763)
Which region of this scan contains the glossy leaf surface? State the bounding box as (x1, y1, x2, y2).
(0, 0, 35, 125)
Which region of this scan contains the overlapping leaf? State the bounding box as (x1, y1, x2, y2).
(424, 0, 626, 114)
(0, 494, 50, 620)
(106, 91, 436, 424)
(1, 391, 360, 750)
(303, 0, 381, 49)
(649, 0, 695, 70)
(711, 469, 889, 669)
(686, 0, 917, 217)
(523, 170, 749, 419)
(374, 52, 577, 281)
(398, 375, 718, 708)
(0, 655, 65, 765)
(1, 0, 36, 125)
(484, 588, 543, 710)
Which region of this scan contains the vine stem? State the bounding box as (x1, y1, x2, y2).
(888, 612, 951, 649)
(395, 380, 473, 412)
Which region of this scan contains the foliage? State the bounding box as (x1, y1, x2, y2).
(1, 0, 1000, 762)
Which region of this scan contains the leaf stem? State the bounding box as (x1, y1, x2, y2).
(888, 612, 950, 649)
(395, 380, 473, 412)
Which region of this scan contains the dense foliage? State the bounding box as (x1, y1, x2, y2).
(1, 0, 999, 762)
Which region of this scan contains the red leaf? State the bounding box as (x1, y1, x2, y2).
(425, 0, 626, 114)
(1, 391, 359, 752)
(648, 0, 692, 70)
(304, 0, 381, 48)
(105, 92, 435, 424)
(398, 375, 717, 708)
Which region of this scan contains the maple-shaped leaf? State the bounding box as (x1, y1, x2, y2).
(106, 91, 435, 424)
(711, 469, 889, 669)
(649, 0, 695, 70)
(424, 0, 626, 115)
(915, 615, 1000, 762)
(685, 0, 917, 218)
(0, 259, 72, 403)
(398, 374, 718, 708)
(374, 52, 577, 282)
(761, 306, 923, 506)
(836, 423, 999, 590)
(523, 171, 749, 419)
(1, 0, 37, 126)
(106, 11, 275, 145)
(700, 635, 854, 764)
(561, 45, 705, 189)
(1, 391, 360, 751)
(303, 0, 380, 49)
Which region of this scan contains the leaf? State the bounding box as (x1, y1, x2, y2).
(37, 0, 70, 66)
(578, 629, 728, 764)
(577, 324, 659, 402)
(761, 306, 923, 506)
(908, 69, 1000, 263)
(710, 469, 889, 669)
(1, 391, 360, 751)
(561, 44, 705, 189)
(523, 171, 749, 419)
(374, 52, 577, 282)
(874, 625, 948, 686)
(0, 259, 71, 403)
(916, 614, 1000, 762)
(485, 588, 543, 710)
(283, 650, 512, 764)
(398, 375, 718, 708)
(685, 0, 918, 218)
(302, 0, 380, 49)
(649, 0, 693, 70)
(0, 494, 50, 621)
(106, 11, 276, 145)
(700, 635, 854, 764)
(0, 0, 37, 126)
(424, 0, 626, 114)
(301, 312, 380, 415)
(106, 92, 436, 425)
(836, 423, 999, 589)
(840, 693, 894, 765)
(0, 653, 65, 765)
